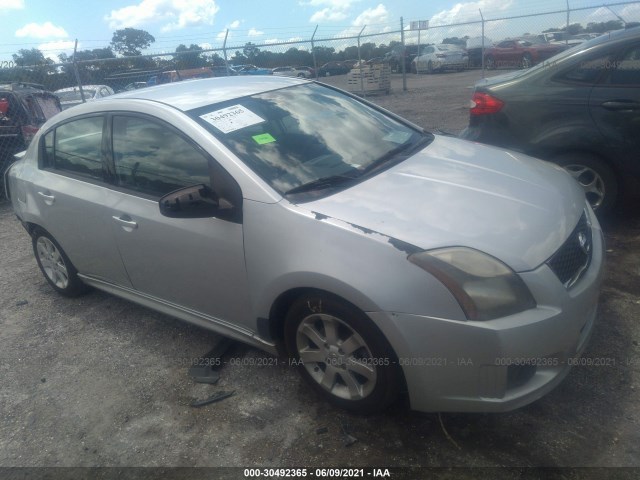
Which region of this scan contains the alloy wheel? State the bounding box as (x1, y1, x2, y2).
(295, 312, 377, 401)
(36, 236, 69, 289)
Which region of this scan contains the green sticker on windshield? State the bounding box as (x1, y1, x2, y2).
(252, 133, 276, 144)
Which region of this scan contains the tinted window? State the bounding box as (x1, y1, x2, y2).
(112, 116, 211, 197)
(53, 116, 104, 180)
(556, 51, 616, 84)
(604, 44, 640, 85)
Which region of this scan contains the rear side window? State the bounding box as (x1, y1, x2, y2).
(112, 115, 211, 198)
(555, 51, 617, 84)
(603, 44, 640, 85)
(44, 116, 104, 180)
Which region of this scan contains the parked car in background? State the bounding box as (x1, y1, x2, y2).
(484, 38, 567, 69)
(236, 65, 273, 75)
(466, 37, 493, 67)
(272, 66, 314, 78)
(211, 66, 238, 77)
(6, 76, 603, 414)
(462, 27, 640, 215)
(272, 66, 300, 77)
(157, 68, 215, 84)
(0, 82, 61, 197)
(123, 82, 148, 91)
(384, 44, 429, 73)
(55, 85, 115, 110)
(412, 44, 469, 73)
(295, 66, 315, 78)
(318, 61, 351, 76)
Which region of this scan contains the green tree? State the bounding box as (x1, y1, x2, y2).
(174, 44, 206, 68)
(312, 46, 336, 65)
(12, 48, 52, 67)
(443, 36, 468, 47)
(586, 20, 623, 33)
(242, 42, 260, 62)
(111, 28, 155, 56)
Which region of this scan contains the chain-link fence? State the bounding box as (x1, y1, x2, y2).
(1, 0, 639, 197)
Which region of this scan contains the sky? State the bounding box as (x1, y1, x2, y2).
(1, 0, 639, 62)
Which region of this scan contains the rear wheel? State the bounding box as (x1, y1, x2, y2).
(554, 152, 618, 215)
(284, 292, 401, 413)
(32, 228, 90, 297)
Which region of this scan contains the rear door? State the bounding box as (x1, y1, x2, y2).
(32, 115, 133, 287)
(106, 114, 252, 327)
(588, 41, 640, 177)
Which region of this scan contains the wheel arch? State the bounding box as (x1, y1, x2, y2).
(269, 286, 409, 403)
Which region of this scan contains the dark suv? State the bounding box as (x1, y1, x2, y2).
(461, 28, 640, 215)
(1, 83, 61, 197)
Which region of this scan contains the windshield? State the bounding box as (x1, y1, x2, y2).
(188, 83, 432, 197)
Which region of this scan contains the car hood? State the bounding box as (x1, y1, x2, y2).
(299, 136, 585, 272)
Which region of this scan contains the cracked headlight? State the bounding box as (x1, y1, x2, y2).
(408, 247, 536, 321)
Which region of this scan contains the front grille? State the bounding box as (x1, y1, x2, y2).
(546, 212, 592, 288)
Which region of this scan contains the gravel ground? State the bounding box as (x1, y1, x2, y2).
(1, 70, 639, 479)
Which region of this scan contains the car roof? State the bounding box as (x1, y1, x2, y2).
(109, 76, 307, 111)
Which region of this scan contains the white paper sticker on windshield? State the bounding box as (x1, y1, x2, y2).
(199, 105, 265, 134)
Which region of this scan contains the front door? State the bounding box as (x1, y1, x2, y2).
(106, 114, 252, 327)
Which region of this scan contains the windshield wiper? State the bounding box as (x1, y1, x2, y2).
(284, 174, 358, 196)
(359, 135, 433, 177)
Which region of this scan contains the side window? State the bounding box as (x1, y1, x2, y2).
(554, 51, 617, 84)
(112, 115, 211, 197)
(52, 116, 104, 180)
(603, 44, 640, 86)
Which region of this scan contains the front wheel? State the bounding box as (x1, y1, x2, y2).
(521, 53, 533, 69)
(284, 292, 401, 413)
(32, 228, 90, 297)
(553, 152, 618, 216)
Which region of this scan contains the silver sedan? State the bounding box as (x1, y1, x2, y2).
(5, 77, 604, 413)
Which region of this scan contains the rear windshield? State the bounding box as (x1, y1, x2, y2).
(21, 94, 61, 124)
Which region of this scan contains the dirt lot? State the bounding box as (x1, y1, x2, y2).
(1, 70, 640, 479)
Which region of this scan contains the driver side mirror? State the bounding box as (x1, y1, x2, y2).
(159, 184, 232, 219)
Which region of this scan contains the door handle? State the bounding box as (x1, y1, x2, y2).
(37, 191, 55, 205)
(112, 215, 138, 231)
(601, 101, 640, 111)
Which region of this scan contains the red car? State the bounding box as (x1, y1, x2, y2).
(484, 39, 567, 69)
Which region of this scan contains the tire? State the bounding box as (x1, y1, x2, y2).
(553, 152, 618, 216)
(284, 292, 401, 414)
(32, 228, 90, 297)
(521, 53, 533, 69)
(485, 55, 495, 70)
(427, 61, 434, 74)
